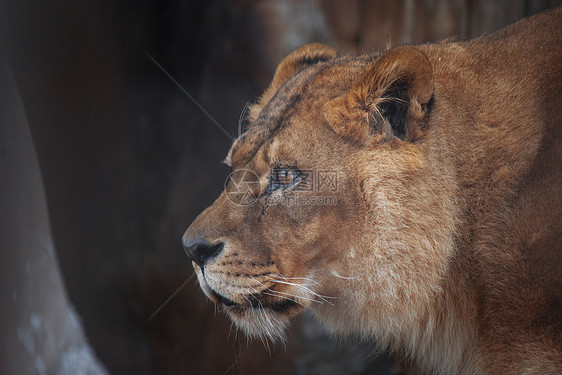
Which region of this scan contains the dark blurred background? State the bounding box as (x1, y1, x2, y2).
(1, 1, 559, 374)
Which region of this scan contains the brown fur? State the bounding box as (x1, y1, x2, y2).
(183, 8, 562, 374)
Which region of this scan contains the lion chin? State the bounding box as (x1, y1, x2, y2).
(192, 263, 306, 342)
(182, 7, 562, 375)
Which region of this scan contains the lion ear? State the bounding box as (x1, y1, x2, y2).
(270, 43, 337, 91)
(324, 46, 433, 143)
(248, 44, 337, 123)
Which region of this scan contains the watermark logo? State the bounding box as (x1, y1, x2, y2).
(317, 170, 338, 192)
(225, 169, 340, 206)
(224, 169, 260, 206)
(265, 194, 337, 207)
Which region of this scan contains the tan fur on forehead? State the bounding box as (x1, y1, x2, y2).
(225, 134, 260, 168)
(248, 43, 337, 123)
(230, 55, 349, 168)
(185, 8, 562, 375)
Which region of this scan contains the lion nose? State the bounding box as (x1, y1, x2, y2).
(182, 236, 224, 268)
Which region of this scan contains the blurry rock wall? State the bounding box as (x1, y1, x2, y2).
(1, 1, 559, 374)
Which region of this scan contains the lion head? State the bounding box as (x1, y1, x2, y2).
(182, 43, 457, 344)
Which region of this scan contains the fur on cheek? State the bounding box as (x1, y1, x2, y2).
(311, 154, 458, 347)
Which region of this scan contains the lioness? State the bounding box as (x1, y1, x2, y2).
(183, 8, 562, 374)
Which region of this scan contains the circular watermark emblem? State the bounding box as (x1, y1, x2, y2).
(224, 169, 260, 205)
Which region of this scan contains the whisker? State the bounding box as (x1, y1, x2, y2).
(143, 273, 195, 325)
(274, 280, 335, 306)
(254, 299, 276, 347)
(144, 51, 234, 141)
(237, 101, 250, 137)
(269, 278, 336, 305)
(268, 274, 336, 301)
(248, 275, 323, 305)
(331, 270, 364, 280)
(264, 289, 321, 304)
(227, 321, 235, 342)
(269, 273, 320, 286)
(261, 291, 306, 307)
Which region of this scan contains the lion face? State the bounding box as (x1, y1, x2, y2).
(183, 44, 457, 342)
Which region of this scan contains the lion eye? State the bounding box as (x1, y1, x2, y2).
(278, 169, 294, 184)
(266, 167, 301, 194)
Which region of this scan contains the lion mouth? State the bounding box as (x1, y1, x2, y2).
(212, 291, 239, 307)
(212, 290, 298, 314)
